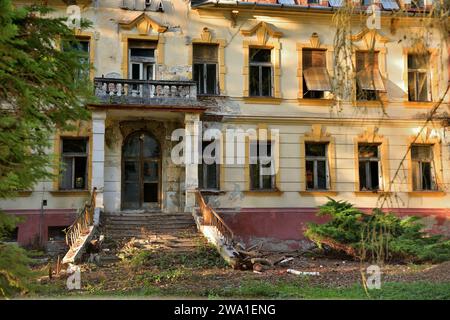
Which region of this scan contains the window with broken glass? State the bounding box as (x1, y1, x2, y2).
(355, 51, 385, 101)
(249, 48, 273, 97)
(198, 140, 220, 190)
(60, 138, 88, 190)
(302, 49, 331, 99)
(358, 144, 381, 191)
(408, 53, 431, 102)
(305, 143, 329, 190)
(193, 44, 219, 95)
(250, 141, 276, 190)
(411, 145, 437, 191)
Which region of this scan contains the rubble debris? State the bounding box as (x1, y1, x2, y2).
(287, 269, 320, 276)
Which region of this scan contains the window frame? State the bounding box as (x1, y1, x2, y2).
(249, 47, 273, 97)
(407, 53, 431, 102)
(192, 43, 219, 95)
(355, 50, 384, 101)
(411, 144, 437, 191)
(249, 140, 276, 191)
(59, 137, 89, 191)
(198, 140, 220, 191)
(305, 142, 330, 190)
(357, 143, 382, 191)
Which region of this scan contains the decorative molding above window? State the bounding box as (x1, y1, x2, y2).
(118, 13, 167, 35)
(240, 21, 283, 45)
(350, 28, 391, 48)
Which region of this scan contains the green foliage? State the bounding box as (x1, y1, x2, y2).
(0, 0, 94, 297)
(0, 0, 94, 198)
(0, 243, 35, 298)
(305, 198, 450, 263)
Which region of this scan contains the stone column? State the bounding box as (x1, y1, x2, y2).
(91, 110, 106, 211)
(184, 113, 200, 212)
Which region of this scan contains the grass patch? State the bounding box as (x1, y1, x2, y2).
(207, 279, 450, 300)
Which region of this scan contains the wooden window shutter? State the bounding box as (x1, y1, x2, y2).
(302, 49, 331, 91)
(193, 44, 218, 64)
(356, 51, 384, 91)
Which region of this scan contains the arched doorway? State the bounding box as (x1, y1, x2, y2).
(122, 131, 161, 210)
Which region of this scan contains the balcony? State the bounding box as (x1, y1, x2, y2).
(93, 78, 199, 107)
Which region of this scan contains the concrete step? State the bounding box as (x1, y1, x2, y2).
(105, 219, 195, 226)
(103, 213, 192, 218)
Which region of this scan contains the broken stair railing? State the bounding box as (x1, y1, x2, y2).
(65, 187, 97, 249)
(196, 190, 235, 247)
(94, 78, 197, 100)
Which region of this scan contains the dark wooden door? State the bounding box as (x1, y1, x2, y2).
(122, 131, 160, 210)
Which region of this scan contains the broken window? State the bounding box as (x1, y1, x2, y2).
(355, 51, 385, 101)
(249, 48, 272, 97)
(408, 53, 431, 102)
(305, 143, 329, 190)
(48, 226, 68, 241)
(199, 140, 220, 190)
(411, 145, 437, 191)
(302, 49, 331, 99)
(358, 144, 381, 191)
(193, 44, 219, 95)
(60, 138, 88, 190)
(250, 141, 276, 190)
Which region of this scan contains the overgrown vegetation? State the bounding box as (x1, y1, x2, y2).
(125, 244, 228, 270)
(305, 199, 450, 263)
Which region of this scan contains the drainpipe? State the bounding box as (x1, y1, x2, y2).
(39, 199, 47, 247)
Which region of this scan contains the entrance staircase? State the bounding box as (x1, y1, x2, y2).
(99, 211, 207, 263)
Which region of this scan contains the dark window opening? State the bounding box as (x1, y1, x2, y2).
(199, 140, 219, 190)
(250, 141, 275, 190)
(358, 144, 381, 191)
(3, 227, 18, 242)
(411, 145, 436, 191)
(48, 226, 68, 241)
(305, 142, 329, 190)
(60, 138, 88, 190)
(249, 48, 273, 97)
(193, 44, 219, 95)
(302, 49, 331, 99)
(408, 53, 430, 102)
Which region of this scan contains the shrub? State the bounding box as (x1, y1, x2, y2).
(305, 199, 450, 263)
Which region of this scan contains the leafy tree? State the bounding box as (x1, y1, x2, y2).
(0, 0, 93, 297)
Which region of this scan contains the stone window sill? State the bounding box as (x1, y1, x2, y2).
(408, 191, 446, 197)
(297, 98, 333, 107)
(243, 97, 282, 105)
(50, 190, 90, 197)
(245, 189, 283, 196)
(354, 191, 392, 196)
(299, 190, 338, 196)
